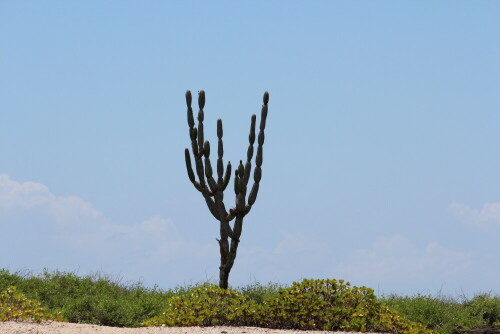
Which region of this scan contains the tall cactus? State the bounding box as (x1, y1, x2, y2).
(184, 90, 269, 289)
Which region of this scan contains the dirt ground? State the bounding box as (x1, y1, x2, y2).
(0, 321, 380, 334)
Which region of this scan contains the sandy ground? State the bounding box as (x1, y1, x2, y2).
(0, 322, 379, 334)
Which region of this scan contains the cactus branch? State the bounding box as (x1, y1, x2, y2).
(205, 197, 220, 220)
(222, 161, 231, 190)
(245, 93, 268, 208)
(248, 183, 259, 206)
(249, 115, 256, 144)
(197, 120, 204, 156)
(186, 91, 194, 127)
(217, 119, 225, 189)
(184, 148, 196, 184)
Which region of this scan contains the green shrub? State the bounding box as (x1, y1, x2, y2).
(464, 293, 500, 326)
(0, 269, 24, 290)
(260, 278, 431, 334)
(0, 286, 65, 322)
(5, 268, 497, 333)
(0, 269, 173, 327)
(380, 292, 500, 334)
(143, 283, 262, 327)
(235, 281, 283, 304)
(376, 303, 437, 334)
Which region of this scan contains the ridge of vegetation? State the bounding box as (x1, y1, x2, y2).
(1, 269, 498, 334)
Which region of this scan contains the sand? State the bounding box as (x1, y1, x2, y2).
(0, 322, 380, 334)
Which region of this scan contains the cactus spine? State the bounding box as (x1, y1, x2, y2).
(184, 90, 269, 289)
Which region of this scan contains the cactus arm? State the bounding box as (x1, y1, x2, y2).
(186, 90, 195, 137)
(222, 161, 231, 190)
(186, 90, 206, 188)
(184, 148, 195, 183)
(220, 92, 269, 289)
(186, 90, 219, 211)
(186, 90, 202, 188)
(246, 92, 269, 210)
(189, 91, 209, 191)
(234, 162, 246, 211)
(203, 140, 219, 193)
(234, 167, 240, 194)
(184, 148, 203, 191)
(244, 114, 256, 185)
(186, 91, 200, 158)
(197, 91, 205, 156)
(216, 119, 225, 189)
(204, 197, 220, 220)
(235, 114, 256, 213)
(193, 148, 206, 187)
(247, 183, 260, 207)
(191, 130, 199, 156)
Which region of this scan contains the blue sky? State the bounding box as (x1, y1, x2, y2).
(1, 1, 499, 296)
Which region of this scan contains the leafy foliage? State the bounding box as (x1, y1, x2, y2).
(465, 294, 500, 326)
(0, 269, 172, 327)
(0, 286, 65, 322)
(144, 278, 431, 334)
(143, 283, 262, 327)
(2, 268, 499, 333)
(236, 281, 285, 304)
(381, 292, 500, 334)
(259, 278, 431, 334)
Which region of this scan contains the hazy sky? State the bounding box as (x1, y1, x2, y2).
(1, 1, 499, 296)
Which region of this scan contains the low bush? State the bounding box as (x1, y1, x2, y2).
(144, 278, 431, 334)
(381, 292, 500, 334)
(143, 283, 262, 327)
(0, 269, 172, 327)
(0, 286, 65, 322)
(259, 278, 431, 334)
(465, 294, 500, 326)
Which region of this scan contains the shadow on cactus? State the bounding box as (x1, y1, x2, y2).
(184, 90, 270, 289)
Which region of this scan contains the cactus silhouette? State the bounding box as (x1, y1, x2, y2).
(184, 90, 269, 289)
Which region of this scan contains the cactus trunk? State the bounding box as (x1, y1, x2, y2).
(217, 214, 243, 289)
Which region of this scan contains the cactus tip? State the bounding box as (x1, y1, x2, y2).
(238, 160, 244, 177)
(198, 90, 206, 109)
(263, 91, 269, 105)
(186, 90, 192, 106)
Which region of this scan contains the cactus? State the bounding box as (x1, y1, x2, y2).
(184, 90, 269, 289)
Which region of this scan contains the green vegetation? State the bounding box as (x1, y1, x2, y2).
(381, 292, 500, 334)
(1, 268, 499, 334)
(0, 285, 65, 322)
(0, 269, 173, 327)
(144, 283, 262, 327)
(258, 279, 430, 333)
(145, 279, 431, 333)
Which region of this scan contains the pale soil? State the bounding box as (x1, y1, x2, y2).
(0, 322, 382, 334)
